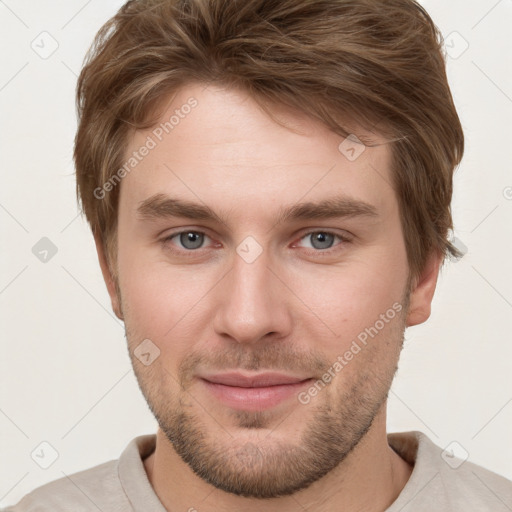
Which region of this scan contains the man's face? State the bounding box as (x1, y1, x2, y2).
(107, 83, 414, 498)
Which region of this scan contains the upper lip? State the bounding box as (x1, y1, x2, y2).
(201, 372, 312, 388)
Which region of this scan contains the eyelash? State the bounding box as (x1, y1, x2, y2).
(161, 229, 352, 257)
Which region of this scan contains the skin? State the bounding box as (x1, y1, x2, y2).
(95, 82, 441, 512)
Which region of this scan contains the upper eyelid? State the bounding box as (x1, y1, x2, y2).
(293, 231, 351, 250)
(164, 229, 214, 243)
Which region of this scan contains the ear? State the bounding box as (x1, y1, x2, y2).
(94, 233, 123, 320)
(406, 250, 443, 327)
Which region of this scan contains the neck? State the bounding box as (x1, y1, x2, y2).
(143, 409, 413, 512)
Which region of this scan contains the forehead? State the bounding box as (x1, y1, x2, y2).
(119, 83, 395, 221)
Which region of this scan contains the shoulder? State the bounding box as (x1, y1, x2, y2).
(2, 459, 130, 512)
(2, 435, 157, 512)
(437, 450, 512, 510)
(388, 431, 512, 511)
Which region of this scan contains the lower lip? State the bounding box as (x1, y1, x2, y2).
(201, 379, 313, 411)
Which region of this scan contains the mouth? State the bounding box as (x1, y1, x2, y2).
(200, 372, 314, 411)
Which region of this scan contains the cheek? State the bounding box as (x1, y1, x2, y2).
(117, 242, 216, 345)
(291, 250, 407, 341)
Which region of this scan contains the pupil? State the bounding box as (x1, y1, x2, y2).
(181, 231, 203, 249)
(312, 232, 333, 250)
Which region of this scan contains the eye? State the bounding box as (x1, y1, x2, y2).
(295, 231, 349, 251)
(164, 230, 211, 250)
(161, 229, 351, 256)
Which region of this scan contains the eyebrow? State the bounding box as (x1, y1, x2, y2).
(136, 193, 379, 226)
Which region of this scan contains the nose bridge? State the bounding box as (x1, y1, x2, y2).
(213, 243, 291, 344)
(232, 249, 272, 308)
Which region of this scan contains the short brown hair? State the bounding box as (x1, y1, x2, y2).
(74, 0, 464, 285)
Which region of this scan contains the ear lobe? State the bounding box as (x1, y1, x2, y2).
(406, 251, 443, 327)
(94, 233, 123, 320)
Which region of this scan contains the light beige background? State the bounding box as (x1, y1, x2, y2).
(1, 0, 511, 507)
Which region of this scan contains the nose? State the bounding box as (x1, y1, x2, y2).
(212, 247, 293, 345)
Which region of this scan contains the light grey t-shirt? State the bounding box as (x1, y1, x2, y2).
(3, 431, 512, 511)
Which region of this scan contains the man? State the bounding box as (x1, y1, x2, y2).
(5, 0, 512, 510)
